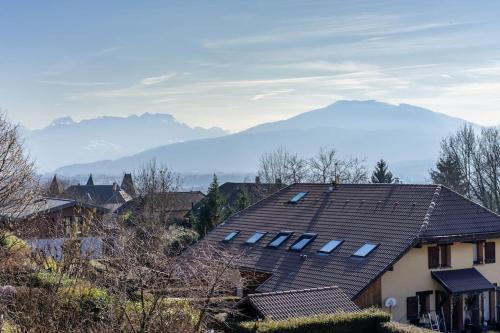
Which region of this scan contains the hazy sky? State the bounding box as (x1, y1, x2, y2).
(2, 1, 500, 132)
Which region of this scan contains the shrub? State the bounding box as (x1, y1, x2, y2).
(29, 270, 76, 288)
(0, 233, 27, 252)
(380, 322, 435, 333)
(233, 308, 390, 333)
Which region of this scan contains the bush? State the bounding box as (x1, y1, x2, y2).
(380, 322, 435, 333)
(0, 233, 27, 252)
(233, 308, 390, 333)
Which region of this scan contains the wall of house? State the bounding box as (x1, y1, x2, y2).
(380, 239, 500, 324)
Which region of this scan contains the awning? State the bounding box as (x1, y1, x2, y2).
(431, 268, 495, 295)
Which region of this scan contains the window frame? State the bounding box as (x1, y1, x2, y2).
(267, 231, 293, 248)
(289, 233, 316, 251)
(485, 241, 496, 264)
(222, 231, 240, 242)
(439, 244, 451, 268)
(245, 231, 266, 245)
(288, 192, 307, 204)
(352, 242, 379, 258)
(318, 239, 344, 254)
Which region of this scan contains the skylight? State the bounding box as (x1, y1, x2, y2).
(289, 192, 307, 203)
(318, 240, 343, 254)
(290, 233, 316, 251)
(353, 243, 378, 258)
(246, 232, 266, 244)
(223, 231, 239, 242)
(268, 232, 292, 248)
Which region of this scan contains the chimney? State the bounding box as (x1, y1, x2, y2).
(275, 178, 282, 187)
(333, 175, 341, 187)
(393, 177, 401, 184)
(112, 182, 119, 192)
(255, 176, 261, 184)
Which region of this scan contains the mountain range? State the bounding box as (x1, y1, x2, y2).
(22, 113, 226, 172)
(52, 100, 473, 182)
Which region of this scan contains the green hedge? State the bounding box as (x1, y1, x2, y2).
(232, 308, 391, 333)
(380, 322, 435, 333)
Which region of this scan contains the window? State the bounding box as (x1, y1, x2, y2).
(406, 296, 419, 323)
(246, 232, 266, 244)
(268, 232, 292, 248)
(353, 243, 378, 258)
(485, 242, 496, 264)
(428, 245, 451, 269)
(318, 240, 343, 254)
(417, 291, 432, 317)
(473, 241, 485, 265)
(440, 244, 451, 267)
(223, 231, 239, 242)
(289, 192, 307, 203)
(290, 233, 316, 251)
(428, 246, 440, 269)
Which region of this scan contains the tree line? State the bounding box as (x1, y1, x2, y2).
(257, 146, 393, 185)
(430, 125, 500, 213)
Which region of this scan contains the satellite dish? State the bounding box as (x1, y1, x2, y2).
(384, 297, 397, 308)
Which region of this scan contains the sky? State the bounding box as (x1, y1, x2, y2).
(1, 0, 500, 132)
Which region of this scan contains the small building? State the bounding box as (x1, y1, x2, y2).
(117, 191, 205, 224)
(63, 174, 135, 207)
(2, 197, 112, 260)
(205, 183, 500, 331)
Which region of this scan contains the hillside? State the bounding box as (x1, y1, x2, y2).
(55, 101, 473, 182)
(23, 113, 226, 171)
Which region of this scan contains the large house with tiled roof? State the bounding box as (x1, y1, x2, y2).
(204, 183, 500, 331)
(63, 174, 135, 209)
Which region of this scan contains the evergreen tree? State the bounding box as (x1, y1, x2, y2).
(194, 174, 227, 237)
(235, 184, 251, 211)
(371, 159, 393, 183)
(430, 155, 467, 194)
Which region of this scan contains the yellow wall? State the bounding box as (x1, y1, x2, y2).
(380, 239, 500, 323)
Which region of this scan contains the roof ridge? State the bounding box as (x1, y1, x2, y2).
(248, 285, 340, 297)
(417, 185, 442, 236)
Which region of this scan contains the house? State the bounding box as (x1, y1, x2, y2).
(204, 183, 500, 331)
(1, 197, 113, 260)
(63, 173, 135, 208)
(117, 191, 205, 224)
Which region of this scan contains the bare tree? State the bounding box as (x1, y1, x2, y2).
(431, 125, 500, 213)
(0, 112, 39, 217)
(286, 153, 309, 184)
(308, 147, 338, 183)
(257, 146, 290, 185)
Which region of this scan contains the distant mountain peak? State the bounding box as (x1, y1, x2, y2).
(50, 116, 75, 127)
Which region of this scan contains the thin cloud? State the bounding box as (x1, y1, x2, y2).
(140, 73, 176, 86)
(252, 89, 294, 101)
(39, 80, 115, 87)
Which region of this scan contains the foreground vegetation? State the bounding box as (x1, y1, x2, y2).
(232, 309, 435, 333)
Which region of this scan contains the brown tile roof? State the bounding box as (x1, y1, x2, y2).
(247, 286, 359, 320)
(117, 191, 205, 215)
(204, 183, 500, 299)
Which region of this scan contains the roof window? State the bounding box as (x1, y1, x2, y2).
(318, 240, 343, 254)
(289, 192, 307, 203)
(353, 243, 379, 258)
(267, 231, 292, 248)
(246, 232, 266, 244)
(290, 233, 316, 251)
(223, 231, 239, 242)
